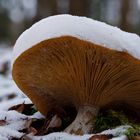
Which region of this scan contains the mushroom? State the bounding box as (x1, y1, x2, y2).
(12, 15, 140, 134)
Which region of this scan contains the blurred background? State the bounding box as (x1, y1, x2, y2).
(0, 0, 140, 46)
(0, 0, 139, 110)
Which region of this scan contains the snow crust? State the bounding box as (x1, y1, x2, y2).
(26, 131, 129, 140)
(13, 14, 140, 63)
(101, 125, 131, 136)
(0, 127, 23, 139)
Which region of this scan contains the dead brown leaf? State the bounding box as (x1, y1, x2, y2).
(89, 134, 113, 140)
(0, 61, 9, 75)
(0, 119, 7, 126)
(133, 136, 140, 140)
(35, 114, 62, 135)
(9, 103, 25, 113)
(7, 93, 16, 100)
(8, 103, 35, 115)
(25, 119, 34, 129)
(47, 115, 62, 129)
(21, 134, 32, 140)
(28, 127, 38, 135)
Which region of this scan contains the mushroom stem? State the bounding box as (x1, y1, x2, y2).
(64, 105, 99, 135)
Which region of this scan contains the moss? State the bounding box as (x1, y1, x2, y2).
(94, 110, 128, 132)
(124, 127, 140, 139)
(94, 110, 140, 139)
(23, 105, 37, 115)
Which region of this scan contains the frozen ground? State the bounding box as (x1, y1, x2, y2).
(0, 46, 130, 139)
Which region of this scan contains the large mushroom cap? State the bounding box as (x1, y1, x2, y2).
(12, 15, 140, 134)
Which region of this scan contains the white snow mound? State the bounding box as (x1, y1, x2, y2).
(13, 14, 140, 63)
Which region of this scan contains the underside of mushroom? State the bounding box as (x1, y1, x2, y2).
(12, 36, 140, 134)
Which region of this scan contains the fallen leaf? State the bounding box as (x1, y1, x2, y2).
(47, 115, 62, 128)
(0, 119, 7, 126)
(7, 93, 16, 100)
(8, 103, 35, 115)
(9, 103, 25, 113)
(35, 114, 62, 135)
(133, 136, 140, 140)
(21, 134, 32, 140)
(28, 127, 38, 135)
(0, 61, 9, 75)
(89, 134, 113, 140)
(25, 119, 35, 129)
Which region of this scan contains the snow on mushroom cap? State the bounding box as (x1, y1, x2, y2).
(13, 14, 140, 63)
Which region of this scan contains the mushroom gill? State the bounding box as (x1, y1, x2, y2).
(12, 36, 140, 134)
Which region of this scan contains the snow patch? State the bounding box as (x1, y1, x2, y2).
(101, 125, 132, 136)
(24, 131, 129, 140)
(0, 127, 23, 139)
(13, 14, 140, 64)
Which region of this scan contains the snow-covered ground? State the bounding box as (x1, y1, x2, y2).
(0, 46, 130, 139)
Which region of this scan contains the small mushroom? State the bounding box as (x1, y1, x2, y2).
(12, 15, 140, 134)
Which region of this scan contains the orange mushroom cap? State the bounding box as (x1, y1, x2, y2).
(12, 15, 140, 117)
